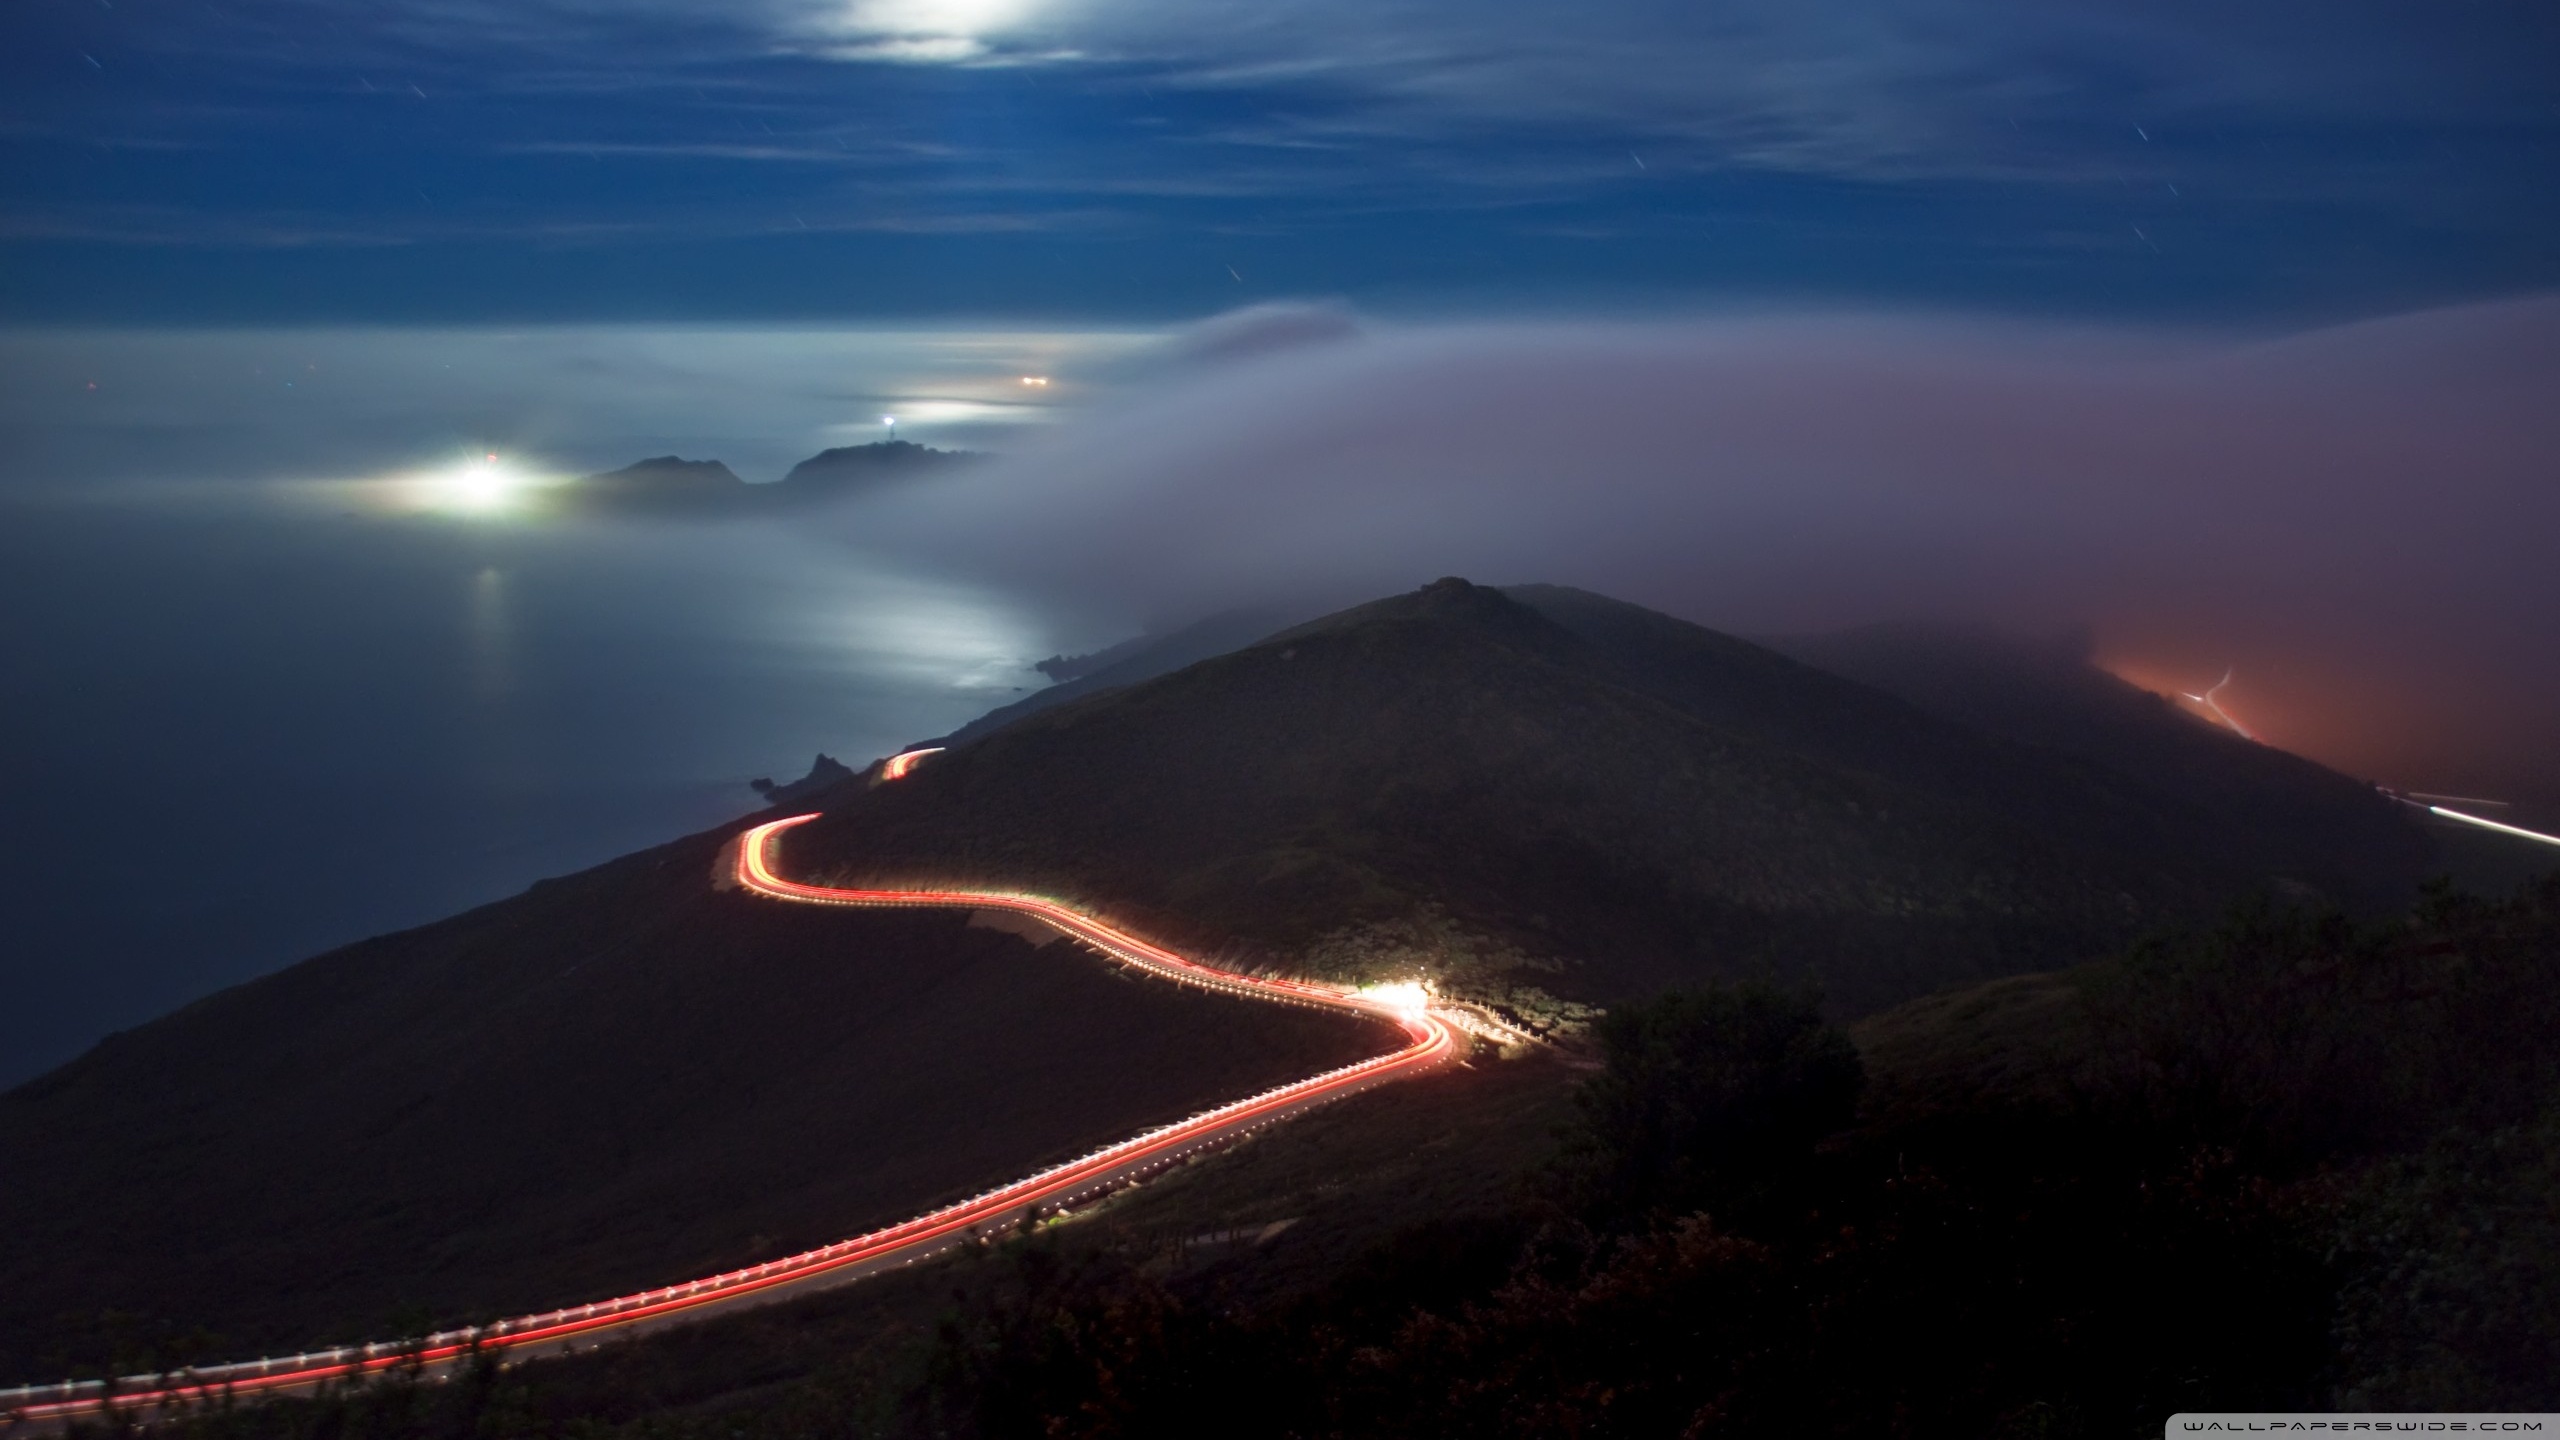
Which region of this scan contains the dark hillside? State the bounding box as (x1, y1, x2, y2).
(1757, 619, 2430, 909)
(0, 822, 1387, 1378)
(560, 456, 746, 512)
(772, 440, 975, 501)
(792, 579, 2409, 1014)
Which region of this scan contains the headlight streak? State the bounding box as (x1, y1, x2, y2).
(2403, 792, 2511, 809)
(3, 812, 1457, 1427)
(2179, 669, 2257, 741)
(2422, 804, 2560, 849)
(2378, 788, 2560, 850)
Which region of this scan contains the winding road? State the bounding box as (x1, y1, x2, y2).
(1, 794, 1458, 1430)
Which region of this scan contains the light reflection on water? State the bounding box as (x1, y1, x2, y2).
(0, 494, 1061, 1086)
(467, 565, 513, 703)
(0, 324, 1145, 1086)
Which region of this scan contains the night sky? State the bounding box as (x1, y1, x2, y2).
(4, 0, 2558, 1079)
(7, 0, 2557, 322)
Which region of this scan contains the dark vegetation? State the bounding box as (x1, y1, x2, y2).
(796, 579, 2429, 1016)
(0, 821, 1391, 1379)
(80, 877, 2560, 1436)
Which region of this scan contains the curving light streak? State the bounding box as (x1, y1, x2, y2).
(880, 747, 943, 781)
(3, 814, 1455, 1428)
(2180, 669, 2257, 741)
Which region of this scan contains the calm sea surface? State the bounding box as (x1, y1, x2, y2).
(0, 325, 1147, 1085)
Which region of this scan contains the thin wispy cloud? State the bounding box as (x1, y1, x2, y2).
(5, 0, 2553, 319)
(852, 296, 2560, 798)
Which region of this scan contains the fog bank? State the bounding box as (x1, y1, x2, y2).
(855, 298, 2560, 802)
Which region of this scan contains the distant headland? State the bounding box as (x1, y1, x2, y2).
(560, 440, 976, 515)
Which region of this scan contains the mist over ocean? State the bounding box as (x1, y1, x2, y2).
(9, 300, 2558, 1086)
(0, 327, 1135, 1087)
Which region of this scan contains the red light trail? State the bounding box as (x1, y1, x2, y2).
(879, 747, 943, 780)
(2, 811, 1454, 1429)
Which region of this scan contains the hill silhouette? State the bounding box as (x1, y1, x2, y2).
(873, 584, 2426, 917)
(565, 455, 745, 511)
(791, 579, 2430, 1016)
(1759, 619, 2428, 910)
(0, 577, 2441, 1388)
(774, 440, 975, 500)
(0, 822, 1388, 1377)
(558, 442, 973, 516)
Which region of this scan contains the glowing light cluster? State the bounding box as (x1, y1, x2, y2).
(1357, 980, 1433, 1018)
(395, 451, 556, 518)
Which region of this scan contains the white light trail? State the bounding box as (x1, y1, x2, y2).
(2428, 806, 2560, 850)
(2179, 669, 2256, 741)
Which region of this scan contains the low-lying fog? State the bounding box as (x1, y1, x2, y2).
(857, 297, 2560, 810)
(2, 298, 2551, 1082)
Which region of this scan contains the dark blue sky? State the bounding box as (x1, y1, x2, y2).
(7, 0, 2555, 322)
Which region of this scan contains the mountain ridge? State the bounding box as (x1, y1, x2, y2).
(791, 578, 2429, 1016)
(558, 441, 975, 515)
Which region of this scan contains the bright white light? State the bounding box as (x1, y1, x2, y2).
(445, 456, 523, 515)
(1359, 981, 1432, 1017)
(835, 0, 1033, 61)
(2430, 806, 2560, 850)
(862, 0, 1025, 30)
(369, 451, 562, 518)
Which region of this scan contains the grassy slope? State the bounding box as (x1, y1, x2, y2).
(0, 820, 1390, 1378)
(791, 579, 2419, 1016)
(1759, 619, 2433, 910)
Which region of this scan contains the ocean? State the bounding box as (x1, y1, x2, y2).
(0, 324, 1145, 1085)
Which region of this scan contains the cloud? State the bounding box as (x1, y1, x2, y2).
(1162, 301, 1362, 365)
(12, 0, 2552, 321)
(852, 296, 2560, 799)
(751, 0, 2560, 185)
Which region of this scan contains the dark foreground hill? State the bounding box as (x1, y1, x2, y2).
(789, 579, 2430, 1018)
(0, 821, 1387, 1378)
(111, 881, 2559, 1437)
